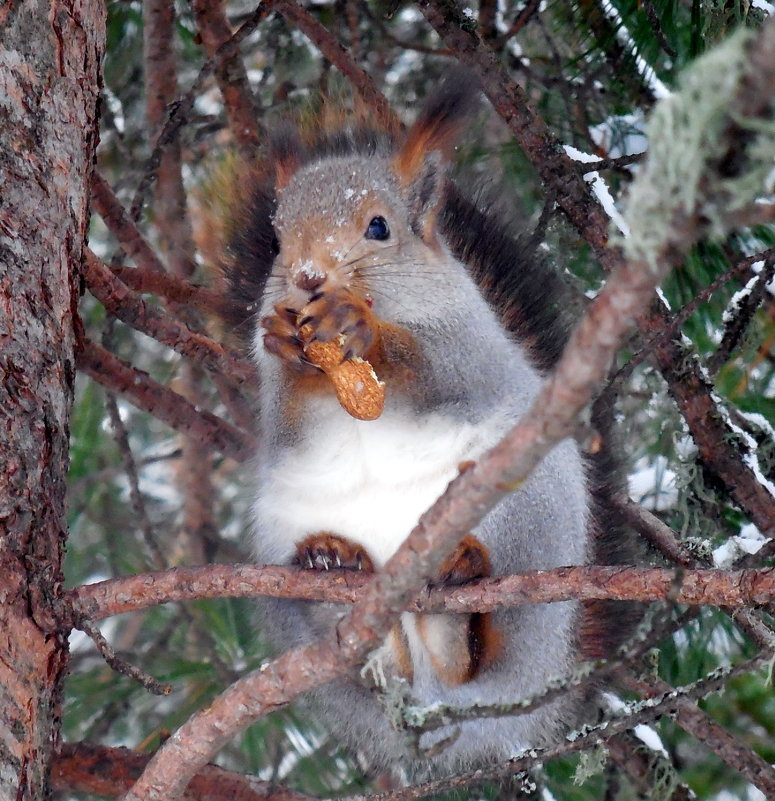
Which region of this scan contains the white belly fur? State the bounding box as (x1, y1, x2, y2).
(253, 399, 509, 567)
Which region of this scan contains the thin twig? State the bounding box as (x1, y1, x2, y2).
(103, 376, 167, 570)
(493, 0, 542, 49)
(611, 496, 698, 568)
(640, 0, 678, 59)
(603, 246, 772, 400)
(74, 615, 172, 696)
(191, 0, 262, 154)
(607, 731, 692, 801)
(572, 152, 645, 172)
(343, 648, 775, 801)
(708, 258, 775, 375)
(128, 4, 272, 222)
(623, 672, 775, 797)
(611, 497, 775, 655)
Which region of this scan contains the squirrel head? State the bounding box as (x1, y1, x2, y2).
(267, 78, 480, 313)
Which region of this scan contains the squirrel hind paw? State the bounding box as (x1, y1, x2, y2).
(293, 532, 375, 572)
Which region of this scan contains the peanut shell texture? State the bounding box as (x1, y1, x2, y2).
(299, 326, 385, 421)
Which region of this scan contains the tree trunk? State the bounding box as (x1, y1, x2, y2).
(0, 2, 104, 799)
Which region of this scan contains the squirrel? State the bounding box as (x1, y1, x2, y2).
(213, 78, 637, 777)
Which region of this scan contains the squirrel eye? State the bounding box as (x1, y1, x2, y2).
(365, 216, 390, 241)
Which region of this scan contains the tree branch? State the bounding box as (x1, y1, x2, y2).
(52, 742, 313, 801)
(623, 673, 775, 797)
(68, 562, 775, 625)
(341, 648, 775, 801)
(419, 1, 775, 538)
(191, 0, 262, 154)
(91, 171, 168, 273)
(109, 263, 244, 322)
(127, 4, 272, 221)
(75, 338, 255, 463)
(271, 0, 399, 134)
(83, 250, 256, 386)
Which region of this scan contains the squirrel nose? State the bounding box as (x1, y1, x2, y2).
(292, 261, 327, 292)
(295, 272, 325, 291)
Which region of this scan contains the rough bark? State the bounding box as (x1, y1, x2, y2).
(0, 2, 104, 798)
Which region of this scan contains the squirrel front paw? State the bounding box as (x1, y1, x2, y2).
(297, 288, 377, 361)
(294, 532, 375, 572)
(261, 304, 321, 374)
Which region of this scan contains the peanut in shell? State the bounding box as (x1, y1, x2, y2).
(300, 326, 385, 421)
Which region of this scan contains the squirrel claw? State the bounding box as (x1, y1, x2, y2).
(294, 532, 375, 573)
(297, 289, 378, 359)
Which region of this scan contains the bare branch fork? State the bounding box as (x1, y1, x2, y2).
(82, 249, 257, 386)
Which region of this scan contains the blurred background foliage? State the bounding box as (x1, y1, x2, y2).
(65, 0, 775, 799)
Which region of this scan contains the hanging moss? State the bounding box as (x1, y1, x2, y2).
(624, 27, 775, 269)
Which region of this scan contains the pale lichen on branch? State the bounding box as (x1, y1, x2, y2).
(623, 26, 775, 269)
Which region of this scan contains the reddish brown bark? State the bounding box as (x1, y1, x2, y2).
(143, 0, 221, 567)
(67, 562, 775, 623)
(108, 260, 241, 321)
(0, 2, 104, 798)
(52, 742, 313, 801)
(83, 251, 256, 386)
(91, 171, 169, 273)
(190, 0, 262, 154)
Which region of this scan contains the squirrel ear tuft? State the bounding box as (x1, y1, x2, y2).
(403, 152, 444, 243)
(270, 123, 304, 190)
(393, 73, 479, 186)
(394, 74, 479, 242)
